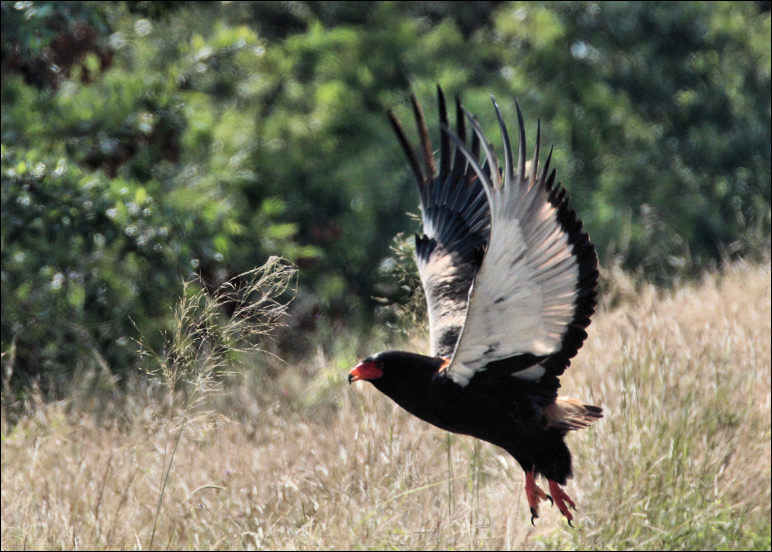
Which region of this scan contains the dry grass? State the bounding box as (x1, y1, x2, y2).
(2, 259, 770, 550)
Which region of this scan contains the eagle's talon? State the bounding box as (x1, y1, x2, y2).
(548, 479, 577, 524)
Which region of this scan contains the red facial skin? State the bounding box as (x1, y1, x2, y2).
(348, 360, 383, 383)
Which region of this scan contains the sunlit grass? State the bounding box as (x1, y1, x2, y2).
(2, 259, 770, 550)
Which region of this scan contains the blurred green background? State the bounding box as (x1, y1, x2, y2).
(2, 1, 770, 393)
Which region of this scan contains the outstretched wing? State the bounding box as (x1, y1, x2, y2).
(443, 98, 598, 394)
(387, 87, 490, 358)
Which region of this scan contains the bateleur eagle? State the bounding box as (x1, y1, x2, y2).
(349, 87, 602, 525)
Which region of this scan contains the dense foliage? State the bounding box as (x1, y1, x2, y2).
(2, 1, 770, 392)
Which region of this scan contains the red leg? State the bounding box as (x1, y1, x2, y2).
(548, 479, 577, 526)
(524, 467, 552, 525)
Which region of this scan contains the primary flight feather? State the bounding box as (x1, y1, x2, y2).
(350, 87, 601, 525)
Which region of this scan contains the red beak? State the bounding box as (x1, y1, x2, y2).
(348, 360, 383, 383)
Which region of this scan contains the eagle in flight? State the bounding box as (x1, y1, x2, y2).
(350, 87, 601, 525)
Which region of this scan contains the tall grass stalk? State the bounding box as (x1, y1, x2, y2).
(138, 256, 296, 549)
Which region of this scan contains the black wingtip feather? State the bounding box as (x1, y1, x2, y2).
(388, 109, 425, 189)
(462, 105, 501, 190)
(470, 121, 481, 161)
(410, 94, 436, 181)
(492, 96, 513, 181)
(455, 95, 466, 142)
(540, 146, 553, 184)
(531, 119, 541, 186)
(437, 86, 451, 181)
(449, 95, 468, 185)
(514, 99, 527, 181)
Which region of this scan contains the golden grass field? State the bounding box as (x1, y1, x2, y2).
(2, 259, 770, 550)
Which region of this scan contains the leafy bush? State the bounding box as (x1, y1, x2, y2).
(2, 146, 188, 389)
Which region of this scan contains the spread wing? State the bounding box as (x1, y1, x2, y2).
(387, 87, 490, 358)
(443, 98, 598, 394)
